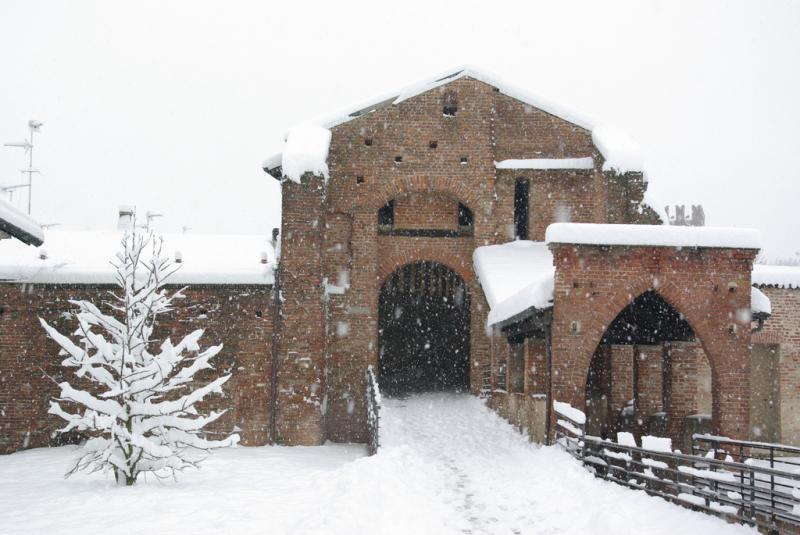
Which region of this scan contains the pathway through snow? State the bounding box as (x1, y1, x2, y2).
(375, 393, 754, 535)
(0, 393, 754, 534)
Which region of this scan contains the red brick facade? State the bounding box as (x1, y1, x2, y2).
(276, 76, 660, 444)
(2, 75, 790, 454)
(0, 283, 273, 454)
(549, 244, 757, 440)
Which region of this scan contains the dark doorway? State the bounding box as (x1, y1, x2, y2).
(378, 261, 470, 395)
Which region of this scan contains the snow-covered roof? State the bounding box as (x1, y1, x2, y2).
(472, 240, 554, 326)
(0, 197, 44, 246)
(545, 223, 761, 250)
(0, 229, 275, 285)
(752, 264, 800, 289)
(751, 287, 771, 316)
(263, 65, 643, 179)
(494, 157, 594, 171)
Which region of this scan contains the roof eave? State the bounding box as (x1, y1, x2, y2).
(0, 218, 44, 246)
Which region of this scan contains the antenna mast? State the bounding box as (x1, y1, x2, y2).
(3, 119, 43, 215)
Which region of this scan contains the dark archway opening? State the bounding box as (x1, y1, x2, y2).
(585, 290, 705, 445)
(378, 261, 470, 396)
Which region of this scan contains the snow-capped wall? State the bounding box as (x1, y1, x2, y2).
(752, 264, 800, 289)
(546, 223, 761, 250)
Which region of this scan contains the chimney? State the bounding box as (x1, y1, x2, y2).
(117, 205, 135, 232)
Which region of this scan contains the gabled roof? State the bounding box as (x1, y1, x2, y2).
(0, 197, 44, 246)
(263, 65, 606, 179)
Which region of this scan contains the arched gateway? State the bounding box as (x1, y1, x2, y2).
(378, 261, 470, 395)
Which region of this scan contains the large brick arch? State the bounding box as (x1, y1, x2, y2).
(354, 176, 482, 214)
(377, 247, 475, 286)
(550, 243, 756, 440)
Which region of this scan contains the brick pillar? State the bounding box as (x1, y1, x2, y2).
(610, 345, 634, 415)
(665, 341, 700, 444)
(275, 176, 326, 445)
(323, 209, 377, 442)
(636, 344, 664, 416)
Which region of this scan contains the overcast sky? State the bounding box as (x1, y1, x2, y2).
(1, 0, 798, 259)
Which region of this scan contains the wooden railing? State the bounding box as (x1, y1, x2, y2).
(555, 403, 800, 533)
(366, 365, 382, 456)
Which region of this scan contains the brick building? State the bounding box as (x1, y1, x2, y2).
(1, 67, 798, 454)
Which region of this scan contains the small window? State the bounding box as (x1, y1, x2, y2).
(458, 203, 473, 229)
(429, 140, 438, 149)
(514, 178, 530, 240)
(364, 138, 373, 146)
(356, 176, 365, 184)
(460, 157, 468, 165)
(394, 155, 403, 163)
(443, 91, 458, 117)
(378, 200, 394, 229)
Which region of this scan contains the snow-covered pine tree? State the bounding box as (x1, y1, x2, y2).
(39, 223, 239, 485)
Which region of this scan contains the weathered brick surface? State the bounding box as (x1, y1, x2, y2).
(637, 344, 664, 416)
(0, 283, 273, 454)
(753, 286, 800, 444)
(300, 76, 638, 443)
(2, 75, 735, 453)
(549, 244, 758, 440)
(610, 345, 634, 414)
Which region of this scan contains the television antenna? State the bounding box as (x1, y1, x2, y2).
(3, 120, 43, 214)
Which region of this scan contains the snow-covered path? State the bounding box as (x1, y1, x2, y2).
(378, 393, 754, 535)
(0, 393, 755, 535)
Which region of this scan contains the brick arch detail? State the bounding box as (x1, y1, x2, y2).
(577, 276, 721, 381)
(354, 176, 483, 213)
(551, 255, 754, 440)
(377, 247, 475, 287)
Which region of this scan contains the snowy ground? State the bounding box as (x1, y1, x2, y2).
(0, 394, 754, 535)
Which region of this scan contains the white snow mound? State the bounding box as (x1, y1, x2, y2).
(281, 124, 332, 183)
(473, 241, 554, 325)
(592, 125, 644, 174)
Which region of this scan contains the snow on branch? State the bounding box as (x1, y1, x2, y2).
(39, 216, 239, 485)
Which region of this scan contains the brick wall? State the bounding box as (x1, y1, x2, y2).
(550, 243, 758, 440)
(0, 283, 273, 454)
(753, 286, 800, 444)
(610, 345, 634, 415)
(393, 192, 459, 230)
(276, 177, 326, 445)
(637, 344, 664, 415)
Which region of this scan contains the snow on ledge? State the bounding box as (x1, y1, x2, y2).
(494, 157, 594, 170)
(553, 401, 586, 425)
(0, 197, 44, 246)
(591, 125, 644, 174)
(280, 124, 331, 184)
(751, 287, 771, 315)
(473, 241, 554, 325)
(752, 264, 800, 289)
(545, 223, 761, 250)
